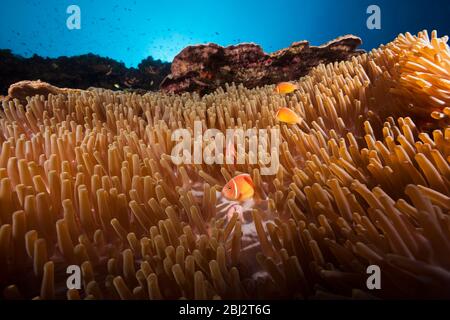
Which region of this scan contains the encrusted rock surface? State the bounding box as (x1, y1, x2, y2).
(160, 35, 364, 94)
(7, 80, 74, 103)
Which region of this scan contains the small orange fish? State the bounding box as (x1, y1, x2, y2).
(275, 107, 302, 125)
(275, 82, 298, 94)
(222, 174, 254, 202)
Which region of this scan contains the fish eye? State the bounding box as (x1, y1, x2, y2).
(227, 186, 231, 190)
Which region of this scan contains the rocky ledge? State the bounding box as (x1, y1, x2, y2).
(160, 35, 364, 94)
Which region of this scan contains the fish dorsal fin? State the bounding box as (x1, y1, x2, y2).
(241, 174, 254, 188)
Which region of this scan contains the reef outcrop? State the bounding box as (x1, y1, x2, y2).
(6, 80, 76, 103)
(1, 36, 362, 96)
(160, 35, 364, 94)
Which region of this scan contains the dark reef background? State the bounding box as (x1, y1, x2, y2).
(0, 49, 171, 94)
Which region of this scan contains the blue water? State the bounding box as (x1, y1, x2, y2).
(1, 0, 449, 66)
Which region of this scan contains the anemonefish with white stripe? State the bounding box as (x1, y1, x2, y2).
(222, 174, 255, 202)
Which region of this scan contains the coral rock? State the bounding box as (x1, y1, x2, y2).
(7, 80, 71, 102)
(160, 35, 364, 94)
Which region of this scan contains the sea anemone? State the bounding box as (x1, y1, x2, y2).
(0, 31, 449, 300)
(367, 30, 450, 128)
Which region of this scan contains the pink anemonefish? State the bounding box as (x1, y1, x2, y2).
(222, 174, 255, 202)
(275, 107, 302, 125)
